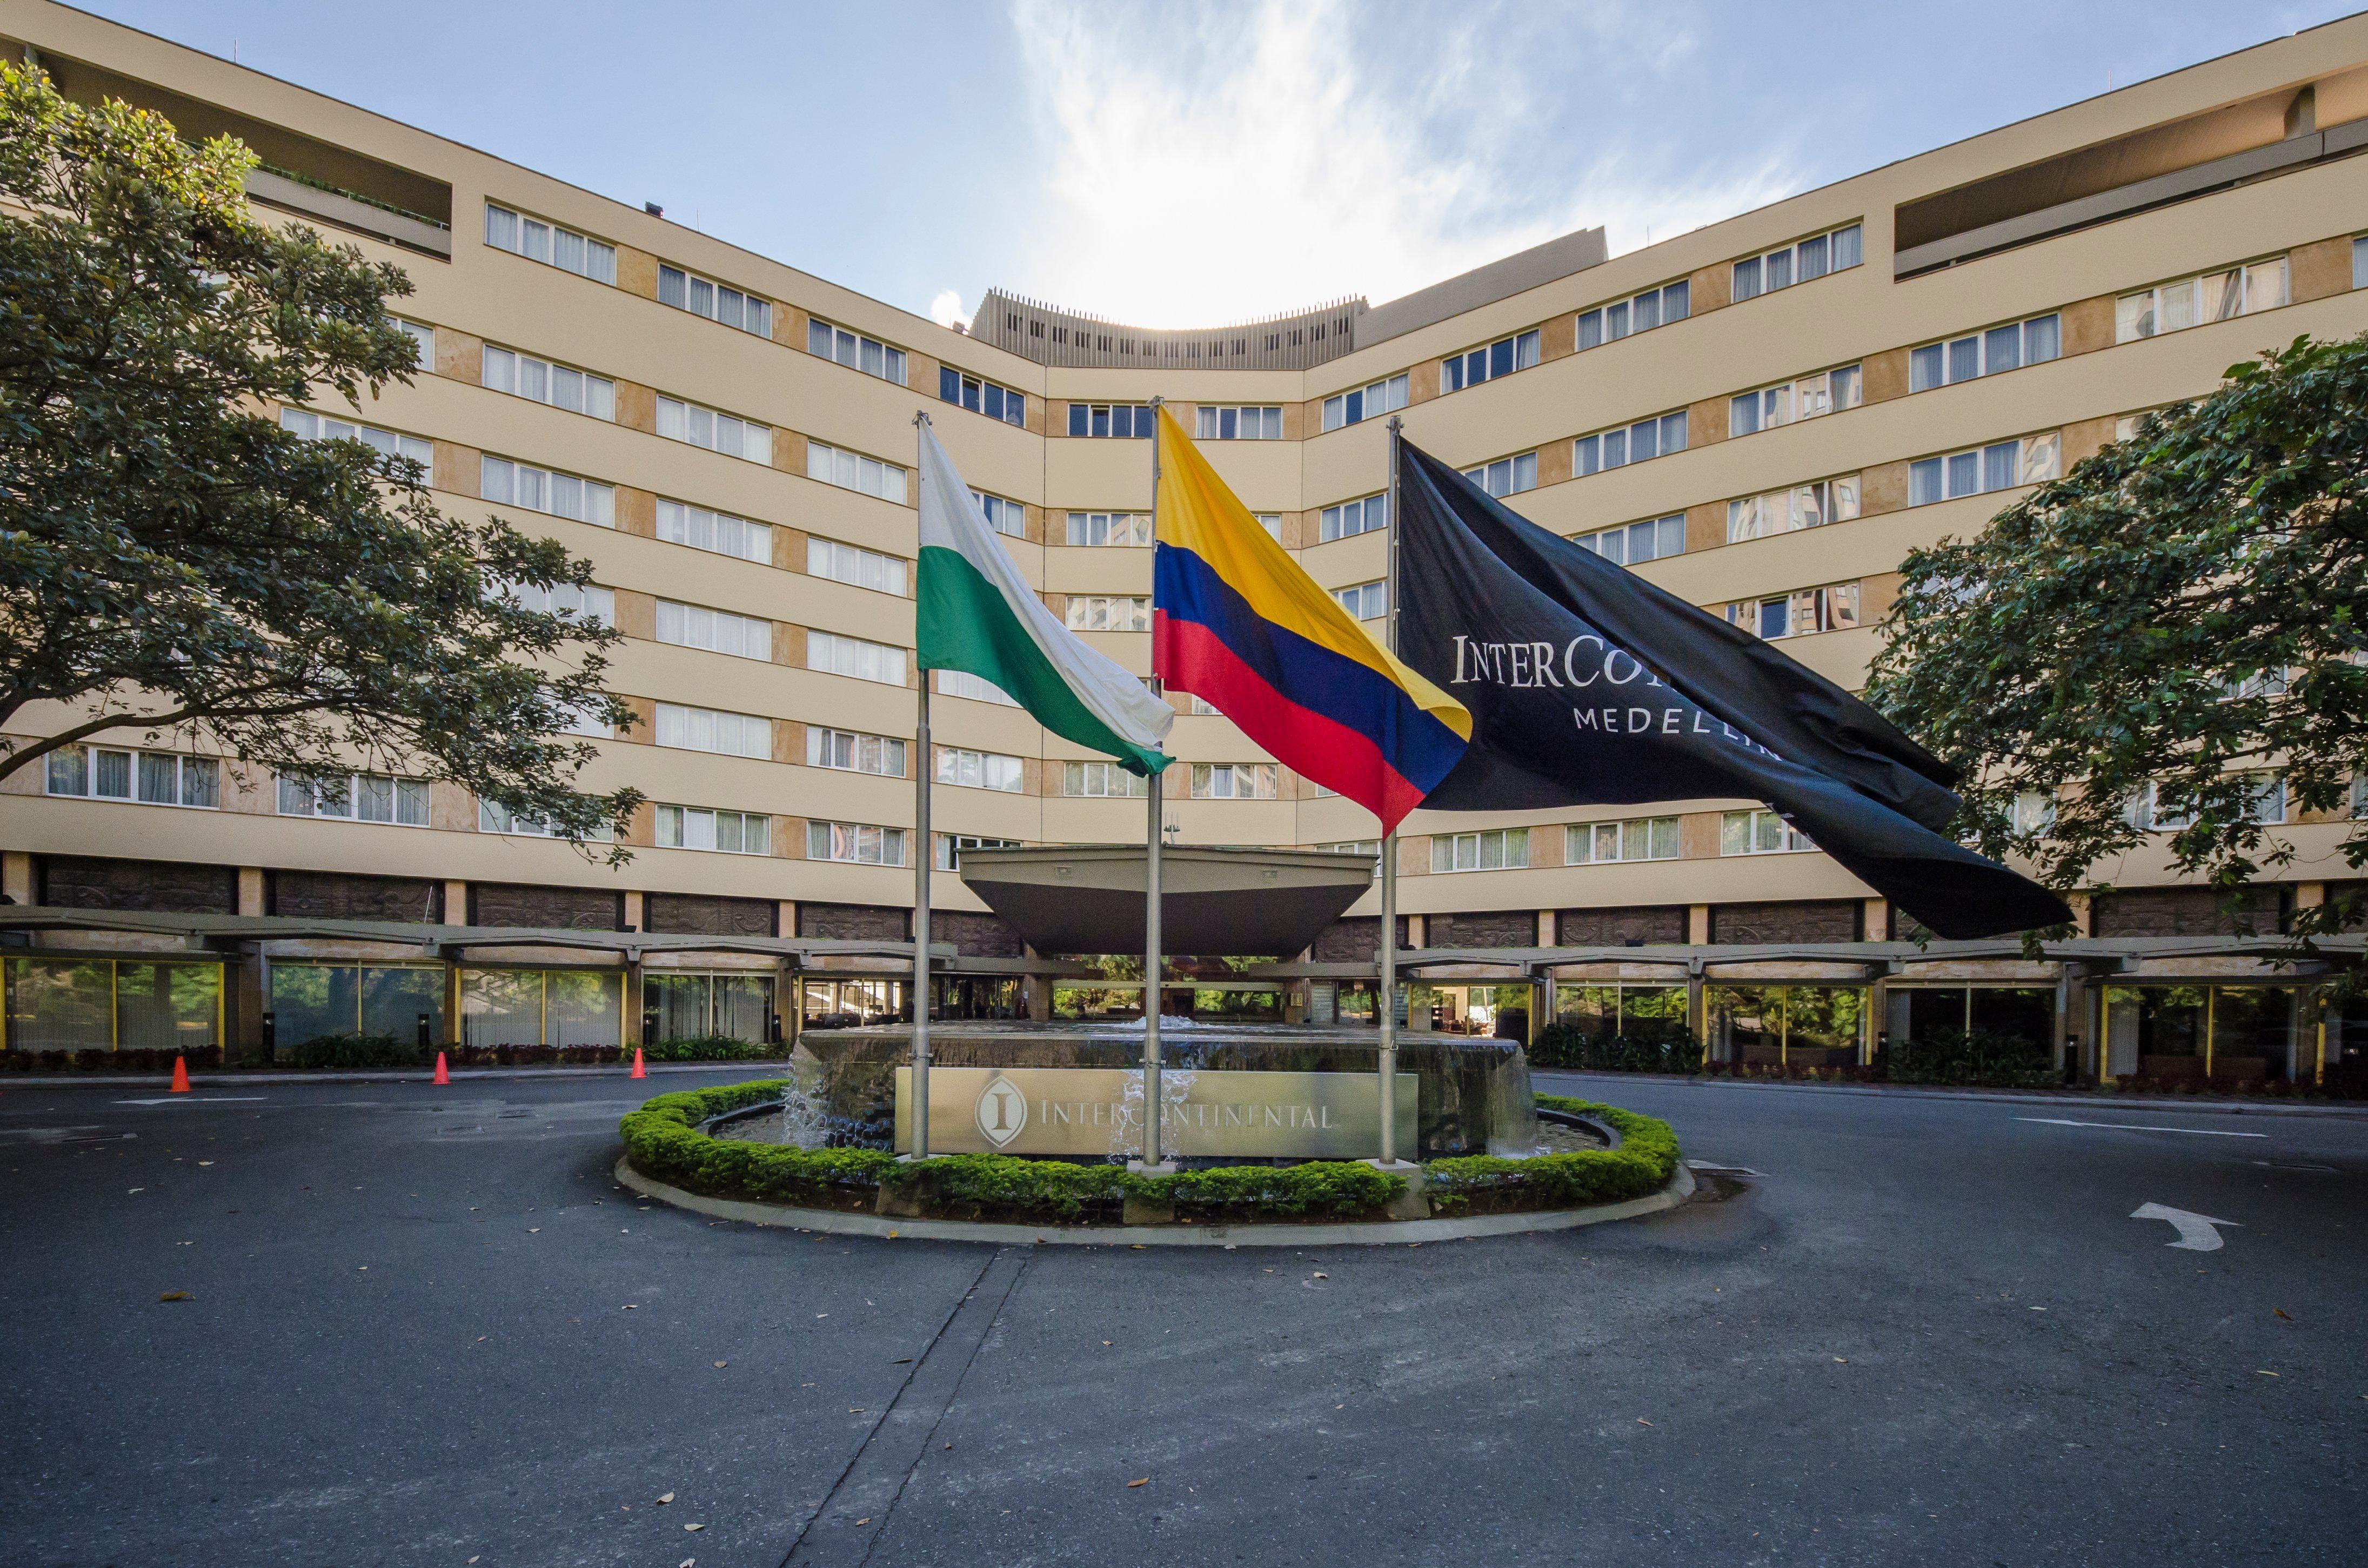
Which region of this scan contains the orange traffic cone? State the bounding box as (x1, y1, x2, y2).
(169, 1055, 190, 1094)
(630, 1047, 646, 1080)
(432, 1050, 450, 1085)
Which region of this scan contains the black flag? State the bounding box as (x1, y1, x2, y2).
(1394, 440, 2069, 940)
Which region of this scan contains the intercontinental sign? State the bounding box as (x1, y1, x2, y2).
(893, 1067, 1419, 1160)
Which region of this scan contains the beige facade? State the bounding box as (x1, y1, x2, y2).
(4, 2, 2368, 980)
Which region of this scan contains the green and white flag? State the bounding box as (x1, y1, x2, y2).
(917, 422, 1173, 774)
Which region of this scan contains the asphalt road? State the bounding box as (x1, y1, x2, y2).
(2, 1068, 2364, 1567)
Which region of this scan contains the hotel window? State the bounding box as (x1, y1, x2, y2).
(1576, 514, 1684, 566)
(2356, 236, 2368, 290)
(2126, 777, 2279, 831)
(1065, 760, 1147, 798)
(973, 491, 1026, 538)
(806, 440, 907, 503)
(483, 202, 616, 284)
(1186, 695, 1223, 716)
(935, 833, 1020, 869)
(277, 769, 429, 826)
(1432, 827, 1526, 872)
(654, 702, 771, 758)
(1317, 840, 1381, 866)
(476, 800, 611, 839)
(1909, 314, 2060, 392)
(1721, 809, 1814, 854)
(655, 499, 770, 563)
(938, 669, 1017, 706)
(937, 747, 1024, 793)
(807, 727, 907, 778)
(1333, 579, 1386, 621)
(1724, 582, 1860, 641)
(279, 407, 432, 471)
(1442, 330, 1540, 393)
(654, 599, 770, 659)
(807, 631, 907, 687)
(938, 365, 1026, 427)
(808, 537, 908, 595)
(1908, 434, 2059, 506)
(1464, 451, 1539, 498)
(1731, 223, 1862, 301)
(1256, 513, 1282, 540)
(804, 317, 905, 384)
(1066, 403, 1155, 438)
(392, 318, 432, 367)
(1192, 763, 1278, 800)
(1322, 374, 1408, 431)
(1066, 595, 1150, 632)
(47, 747, 219, 809)
(480, 456, 616, 527)
(657, 805, 770, 854)
(2116, 257, 2289, 343)
(500, 577, 614, 626)
(1726, 475, 1861, 542)
(480, 345, 615, 420)
(2010, 791, 2057, 836)
(1319, 492, 1387, 542)
(1066, 511, 1152, 547)
(1567, 816, 1678, 865)
(807, 820, 906, 866)
(660, 265, 771, 336)
(657, 397, 773, 464)
(1577, 280, 1690, 350)
(1731, 365, 1862, 436)
(1198, 405, 1282, 440)
(1575, 412, 1686, 477)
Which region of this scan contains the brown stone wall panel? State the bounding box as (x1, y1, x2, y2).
(2290, 236, 2351, 302)
(470, 882, 621, 931)
(41, 855, 238, 915)
(429, 781, 476, 833)
(776, 625, 807, 669)
(2091, 886, 2287, 937)
(433, 329, 484, 385)
(613, 245, 660, 300)
(1689, 395, 1729, 446)
(774, 525, 807, 573)
(773, 430, 808, 477)
(1311, 915, 1409, 964)
(645, 892, 777, 937)
(1684, 501, 1728, 554)
(1538, 313, 1576, 362)
(1427, 909, 1536, 949)
(1689, 263, 1732, 314)
(933, 910, 1025, 959)
(1861, 460, 1909, 517)
(2061, 295, 2117, 357)
(777, 304, 810, 351)
(1862, 346, 1912, 404)
(1678, 811, 1723, 860)
(1557, 906, 1688, 946)
(624, 799, 657, 848)
(613, 381, 656, 434)
(1281, 401, 1308, 443)
(616, 486, 656, 538)
(905, 351, 940, 397)
(619, 695, 658, 743)
(612, 589, 657, 642)
(431, 440, 481, 498)
(797, 902, 909, 942)
(1404, 367, 1440, 407)
(1533, 440, 1574, 489)
(269, 868, 442, 922)
(1860, 572, 1904, 625)
(2061, 414, 2119, 467)
(1710, 899, 1862, 944)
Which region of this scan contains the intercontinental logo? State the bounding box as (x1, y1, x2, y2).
(974, 1073, 1028, 1148)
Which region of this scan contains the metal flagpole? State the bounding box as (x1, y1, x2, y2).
(1139, 397, 1169, 1170)
(1377, 415, 1406, 1167)
(908, 410, 933, 1161)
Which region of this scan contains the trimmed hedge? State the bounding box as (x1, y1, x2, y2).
(1422, 1095, 1683, 1216)
(2, 1044, 225, 1074)
(619, 1083, 1681, 1225)
(1528, 1020, 1704, 1074)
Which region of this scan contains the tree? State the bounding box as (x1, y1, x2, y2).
(1868, 332, 2368, 946)
(0, 64, 638, 858)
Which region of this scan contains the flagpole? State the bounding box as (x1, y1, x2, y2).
(1139, 397, 1170, 1171)
(908, 410, 933, 1161)
(1377, 414, 1406, 1167)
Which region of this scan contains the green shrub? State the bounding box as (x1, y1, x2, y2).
(641, 1034, 774, 1063)
(285, 1033, 430, 1070)
(1889, 1026, 2057, 1088)
(1422, 1095, 1682, 1215)
(1528, 1021, 1703, 1074)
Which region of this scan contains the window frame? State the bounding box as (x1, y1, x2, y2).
(1730, 223, 1862, 303)
(1565, 816, 1679, 865)
(805, 439, 908, 504)
(658, 263, 773, 337)
(806, 726, 908, 779)
(1908, 314, 2062, 393)
(1440, 330, 1541, 394)
(655, 396, 773, 464)
(1574, 412, 1688, 478)
(654, 498, 770, 563)
(938, 365, 1026, 427)
(1195, 405, 1283, 440)
(1577, 279, 1692, 351)
(805, 316, 907, 385)
(1065, 403, 1155, 438)
(1321, 374, 1408, 432)
(277, 767, 430, 827)
(1430, 827, 1528, 873)
(655, 803, 772, 855)
(1574, 513, 1685, 566)
(479, 343, 616, 421)
(806, 630, 908, 688)
(483, 202, 617, 284)
(46, 746, 221, 810)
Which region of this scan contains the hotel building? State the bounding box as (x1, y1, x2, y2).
(4, 2, 2366, 1085)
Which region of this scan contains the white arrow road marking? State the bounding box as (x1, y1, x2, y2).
(2019, 1117, 2265, 1138)
(112, 1096, 269, 1105)
(2131, 1202, 2240, 1251)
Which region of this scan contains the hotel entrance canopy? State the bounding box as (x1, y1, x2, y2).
(952, 846, 1374, 957)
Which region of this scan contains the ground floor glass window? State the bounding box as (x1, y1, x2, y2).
(4, 958, 222, 1054)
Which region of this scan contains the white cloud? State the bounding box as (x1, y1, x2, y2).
(928, 289, 968, 329)
(1000, 0, 1803, 327)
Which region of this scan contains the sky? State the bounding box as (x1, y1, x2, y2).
(73, 0, 2362, 330)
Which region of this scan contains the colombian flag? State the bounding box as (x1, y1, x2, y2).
(1150, 406, 1470, 833)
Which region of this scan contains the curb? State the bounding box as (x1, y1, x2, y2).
(0, 1062, 778, 1088)
(613, 1154, 1697, 1248)
(1531, 1070, 2368, 1121)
